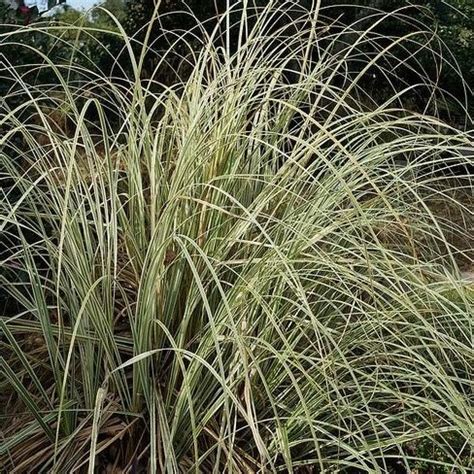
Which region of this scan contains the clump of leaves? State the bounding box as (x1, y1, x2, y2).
(0, 1, 472, 472)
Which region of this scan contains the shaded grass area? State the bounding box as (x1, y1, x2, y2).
(0, 1, 473, 472)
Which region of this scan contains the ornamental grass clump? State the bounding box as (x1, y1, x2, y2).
(0, 1, 472, 472)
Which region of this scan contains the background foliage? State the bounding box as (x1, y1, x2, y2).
(118, 0, 474, 121)
(1, 0, 472, 118)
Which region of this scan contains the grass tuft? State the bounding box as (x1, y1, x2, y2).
(0, 1, 472, 472)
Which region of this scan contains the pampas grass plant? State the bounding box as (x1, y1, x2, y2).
(0, 1, 472, 471)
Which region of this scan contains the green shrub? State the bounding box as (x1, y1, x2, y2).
(0, 1, 472, 472)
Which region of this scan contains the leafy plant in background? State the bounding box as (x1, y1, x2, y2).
(0, 1, 473, 472)
(433, 0, 473, 93)
(349, 0, 473, 121)
(0, 0, 126, 81)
